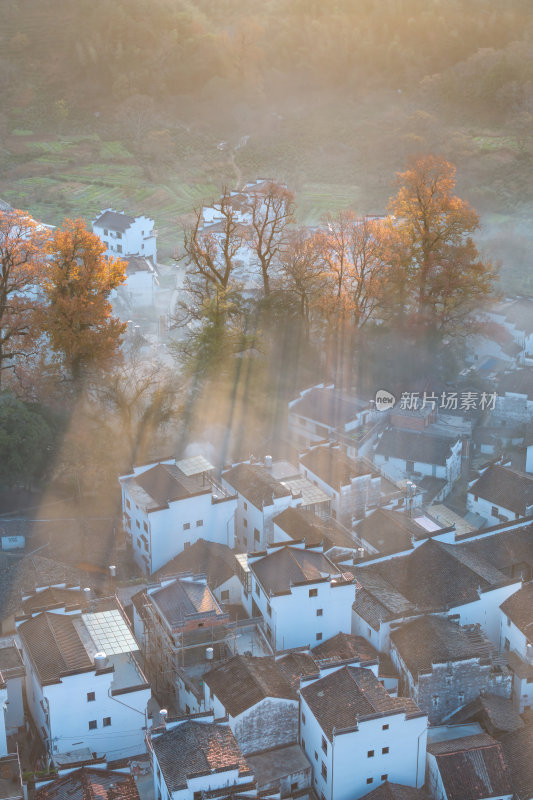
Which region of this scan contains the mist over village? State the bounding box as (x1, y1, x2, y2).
(1, 3, 533, 800)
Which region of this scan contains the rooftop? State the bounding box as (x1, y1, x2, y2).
(470, 465, 533, 515)
(35, 768, 140, 800)
(245, 744, 310, 791)
(203, 654, 297, 716)
(500, 581, 533, 639)
(359, 782, 430, 800)
(150, 578, 225, 630)
(290, 387, 368, 428)
(300, 446, 373, 489)
(447, 693, 525, 735)
(151, 721, 251, 792)
(497, 369, 533, 401)
(390, 616, 495, 677)
(300, 665, 422, 741)
(251, 546, 348, 596)
(501, 724, 533, 800)
(273, 507, 356, 550)
(0, 554, 83, 621)
(0, 644, 25, 680)
(222, 463, 290, 509)
(152, 539, 237, 589)
(375, 429, 459, 466)
(427, 733, 513, 800)
(355, 508, 445, 556)
(311, 632, 379, 666)
(93, 209, 136, 232)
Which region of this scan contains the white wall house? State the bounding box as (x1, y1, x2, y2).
(118, 256, 159, 308)
(467, 464, 533, 527)
(92, 209, 157, 261)
(373, 429, 462, 501)
(288, 384, 372, 449)
(120, 456, 237, 575)
(150, 718, 255, 800)
(426, 733, 513, 800)
(0, 681, 8, 756)
(18, 607, 150, 760)
(246, 543, 355, 651)
(299, 665, 427, 800)
(0, 645, 25, 735)
(499, 582, 533, 712)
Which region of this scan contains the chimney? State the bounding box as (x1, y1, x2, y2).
(159, 708, 168, 727)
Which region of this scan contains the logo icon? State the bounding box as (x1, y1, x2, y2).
(375, 389, 396, 411)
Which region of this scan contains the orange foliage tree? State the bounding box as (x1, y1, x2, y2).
(0, 208, 48, 388)
(42, 219, 127, 385)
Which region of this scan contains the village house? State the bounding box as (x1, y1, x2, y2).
(299, 665, 427, 800)
(288, 384, 372, 449)
(272, 507, 361, 563)
(353, 508, 454, 561)
(246, 744, 312, 799)
(494, 369, 533, 424)
(499, 581, 533, 712)
(245, 543, 356, 651)
(299, 445, 381, 526)
(119, 456, 237, 575)
(92, 209, 157, 261)
(150, 718, 255, 800)
(373, 429, 463, 502)
(18, 600, 150, 761)
(119, 255, 159, 308)
(500, 725, 533, 800)
(34, 768, 141, 800)
(489, 296, 533, 364)
(0, 645, 25, 736)
(446, 693, 524, 738)
(467, 464, 533, 526)
(352, 537, 522, 652)
(311, 631, 399, 695)
(203, 654, 300, 754)
(389, 616, 511, 725)
(425, 733, 513, 800)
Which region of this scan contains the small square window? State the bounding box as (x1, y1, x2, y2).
(368, 750, 374, 758)
(220, 590, 230, 602)
(314, 751, 318, 762)
(382, 724, 389, 730)
(89, 720, 97, 730)
(243, 519, 248, 527)
(87, 692, 95, 702)
(302, 712, 306, 725)
(183, 522, 191, 530)
(317, 609, 323, 616)
(382, 746, 389, 754)
(196, 520, 203, 527)
(321, 763, 327, 781)
(244, 502, 248, 510)
(316, 632, 323, 641)
(321, 735, 327, 754)
(366, 778, 373, 785)
(309, 588, 318, 598)
(381, 775, 388, 782)
(143, 521, 148, 532)
(103, 717, 111, 727)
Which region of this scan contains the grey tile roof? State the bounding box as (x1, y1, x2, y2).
(290, 388, 367, 427)
(204, 654, 297, 716)
(390, 616, 495, 677)
(135, 464, 193, 508)
(245, 743, 310, 790)
(470, 465, 533, 515)
(35, 768, 140, 800)
(222, 463, 290, 508)
(375, 429, 458, 466)
(354, 509, 434, 556)
(93, 210, 136, 232)
(21, 587, 83, 615)
(501, 725, 533, 800)
(0, 555, 84, 621)
(447, 694, 525, 735)
(152, 539, 237, 589)
(152, 721, 251, 792)
(498, 369, 533, 401)
(427, 734, 513, 800)
(275, 651, 319, 685)
(500, 582, 533, 639)
(273, 507, 356, 549)
(18, 612, 94, 685)
(457, 525, 533, 574)
(300, 446, 373, 489)
(311, 632, 379, 665)
(0, 644, 25, 679)
(251, 546, 343, 596)
(150, 579, 224, 629)
(300, 665, 422, 741)
(359, 782, 430, 800)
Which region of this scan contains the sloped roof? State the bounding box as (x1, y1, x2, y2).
(447, 693, 524, 735)
(152, 539, 237, 589)
(35, 768, 140, 800)
(18, 612, 93, 684)
(500, 582, 533, 639)
(251, 546, 342, 596)
(312, 632, 379, 665)
(290, 388, 367, 427)
(275, 651, 319, 686)
(300, 446, 372, 489)
(390, 616, 494, 677)
(0, 555, 83, 620)
(457, 524, 533, 574)
(21, 587, 83, 615)
(135, 464, 193, 507)
(355, 509, 435, 556)
(150, 579, 224, 629)
(470, 465, 533, 515)
(375, 429, 458, 466)
(93, 210, 135, 232)
(300, 665, 422, 741)
(501, 725, 533, 800)
(152, 721, 251, 792)
(427, 734, 512, 800)
(222, 463, 290, 508)
(273, 507, 356, 549)
(498, 369, 533, 401)
(359, 782, 430, 800)
(204, 654, 297, 716)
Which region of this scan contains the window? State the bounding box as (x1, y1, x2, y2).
(117, 244, 122, 253)
(320, 794, 325, 800)
(104, 229, 108, 236)
(316, 632, 323, 641)
(254, 528, 260, 542)
(183, 522, 190, 530)
(136, 520, 140, 528)
(143, 521, 148, 532)
(136, 538, 142, 548)
(196, 520, 203, 527)
(491, 505, 499, 517)
(317, 609, 323, 617)
(144, 541, 149, 552)
(87, 692, 95, 702)
(432, 695, 440, 708)
(321, 763, 327, 781)
(504, 637, 510, 652)
(185, 705, 191, 715)
(302, 712, 306, 725)
(367, 750, 374, 758)
(267, 604, 272, 617)
(256, 582, 260, 597)
(244, 502, 248, 510)
(103, 717, 111, 727)
(292, 785, 300, 794)
(126, 499, 131, 509)
(89, 720, 97, 730)
(243, 519, 248, 528)
(302, 738, 306, 752)
(314, 751, 318, 762)
(382, 747, 389, 755)
(116, 232, 122, 239)
(220, 590, 229, 602)
(309, 588, 318, 598)
(507, 616, 512, 627)
(321, 736, 327, 754)
(381, 775, 388, 782)
(382, 724, 389, 730)
(366, 778, 373, 785)
(368, 627, 372, 638)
